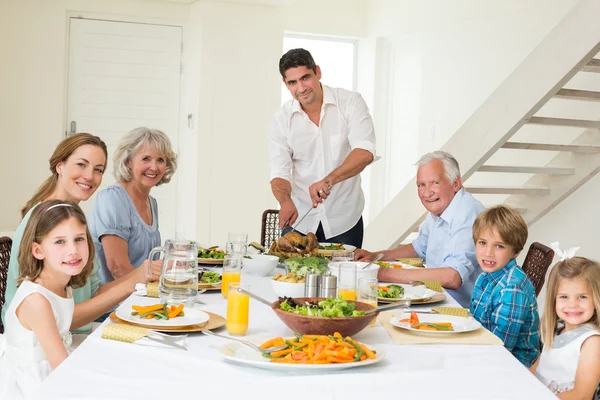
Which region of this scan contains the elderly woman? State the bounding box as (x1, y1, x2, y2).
(89, 127, 178, 283)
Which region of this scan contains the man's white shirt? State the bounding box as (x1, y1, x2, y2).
(269, 85, 376, 238)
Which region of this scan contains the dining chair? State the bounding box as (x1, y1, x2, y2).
(521, 242, 555, 297)
(261, 209, 280, 251)
(0, 236, 13, 334)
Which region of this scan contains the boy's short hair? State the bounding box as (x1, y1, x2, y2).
(472, 206, 528, 253)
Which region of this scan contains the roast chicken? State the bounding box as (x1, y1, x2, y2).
(268, 231, 319, 259)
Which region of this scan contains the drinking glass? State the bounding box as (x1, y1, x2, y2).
(228, 232, 248, 244)
(337, 262, 357, 300)
(358, 277, 378, 326)
(331, 250, 354, 262)
(221, 255, 241, 298)
(226, 241, 247, 256)
(226, 282, 249, 336)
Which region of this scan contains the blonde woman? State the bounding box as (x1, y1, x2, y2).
(89, 127, 178, 283)
(1, 133, 160, 334)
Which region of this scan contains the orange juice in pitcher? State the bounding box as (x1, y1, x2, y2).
(338, 288, 357, 301)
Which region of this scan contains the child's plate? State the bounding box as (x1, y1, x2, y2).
(116, 304, 210, 327)
(390, 313, 481, 335)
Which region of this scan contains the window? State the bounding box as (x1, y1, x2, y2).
(281, 35, 356, 104)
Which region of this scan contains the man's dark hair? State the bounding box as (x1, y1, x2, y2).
(279, 48, 317, 78)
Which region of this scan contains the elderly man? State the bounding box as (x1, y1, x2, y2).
(355, 151, 484, 306)
(269, 48, 376, 247)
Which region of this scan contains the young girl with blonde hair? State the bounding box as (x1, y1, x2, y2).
(0, 200, 95, 398)
(531, 256, 600, 399)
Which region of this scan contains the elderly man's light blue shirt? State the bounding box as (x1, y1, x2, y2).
(412, 188, 485, 307)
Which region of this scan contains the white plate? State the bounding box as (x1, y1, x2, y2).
(116, 305, 210, 327)
(220, 342, 385, 371)
(318, 243, 357, 254)
(390, 313, 481, 335)
(377, 284, 436, 302)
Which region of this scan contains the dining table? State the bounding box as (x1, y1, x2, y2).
(31, 266, 555, 400)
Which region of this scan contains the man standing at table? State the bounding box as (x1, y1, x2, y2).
(269, 48, 376, 248)
(355, 151, 485, 306)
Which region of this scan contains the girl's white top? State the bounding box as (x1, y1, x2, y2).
(0, 280, 74, 399)
(535, 323, 600, 394)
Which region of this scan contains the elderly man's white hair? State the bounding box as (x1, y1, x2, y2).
(415, 151, 461, 183)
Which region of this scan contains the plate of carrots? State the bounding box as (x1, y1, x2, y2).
(219, 332, 385, 371)
(390, 312, 481, 335)
(116, 303, 210, 327)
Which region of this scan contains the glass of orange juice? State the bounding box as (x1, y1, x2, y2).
(358, 277, 378, 326)
(226, 282, 249, 336)
(221, 255, 241, 298)
(337, 262, 357, 300)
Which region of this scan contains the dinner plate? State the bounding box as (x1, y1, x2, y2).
(219, 342, 385, 371)
(379, 292, 446, 305)
(198, 282, 221, 290)
(390, 312, 481, 335)
(116, 304, 211, 327)
(110, 310, 225, 332)
(377, 284, 436, 302)
(198, 258, 224, 265)
(317, 243, 357, 257)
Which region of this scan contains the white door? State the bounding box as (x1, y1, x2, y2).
(66, 17, 182, 242)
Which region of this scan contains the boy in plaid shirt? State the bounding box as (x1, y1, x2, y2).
(469, 206, 540, 366)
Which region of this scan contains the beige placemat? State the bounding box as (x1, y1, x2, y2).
(378, 311, 503, 345)
(431, 307, 469, 318)
(146, 282, 159, 298)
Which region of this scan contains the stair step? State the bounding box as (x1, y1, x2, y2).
(582, 58, 600, 73)
(527, 116, 600, 129)
(555, 88, 600, 102)
(478, 165, 575, 175)
(466, 187, 550, 195)
(503, 142, 600, 153)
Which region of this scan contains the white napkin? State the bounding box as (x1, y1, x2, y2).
(134, 283, 148, 296)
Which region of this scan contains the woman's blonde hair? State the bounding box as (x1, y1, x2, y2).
(17, 200, 95, 289)
(21, 133, 108, 218)
(113, 127, 178, 186)
(541, 257, 600, 348)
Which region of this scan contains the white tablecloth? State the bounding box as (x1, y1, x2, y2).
(31, 269, 554, 400)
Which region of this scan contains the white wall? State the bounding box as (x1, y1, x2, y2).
(366, 0, 582, 217)
(0, 0, 371, 248)
(0, 0, 189, 231)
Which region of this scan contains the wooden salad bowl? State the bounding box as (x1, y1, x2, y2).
(271, 297, 377, 337)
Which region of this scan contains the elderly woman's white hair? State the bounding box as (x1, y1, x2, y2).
(113, 127, 178, 186)
(415, 151, 461, 183)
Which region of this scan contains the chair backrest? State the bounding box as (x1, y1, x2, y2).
(261, 209, 280, 251)
(522, 242, 555, 297)
(0, 236, 13, 334)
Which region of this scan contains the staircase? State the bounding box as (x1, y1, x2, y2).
(364, 0, 600, 250)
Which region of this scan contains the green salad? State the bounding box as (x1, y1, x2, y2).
(279, 296, 365, 317)
(199, 271, 221, 283)
(378, 284, 404, 299)
(198, 246, 225, 259)
(283, 257, 328, 278)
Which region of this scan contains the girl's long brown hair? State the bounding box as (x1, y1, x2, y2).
(541, 257, 600, 348)
(17, 200, 95, 289)
(21, 133, 108, 218)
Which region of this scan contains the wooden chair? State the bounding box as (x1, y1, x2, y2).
(522, 242, 555, 297)
(261, 209, 280, 251)
(0, 236, 13, 334)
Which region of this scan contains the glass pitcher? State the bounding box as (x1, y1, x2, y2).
(148, 239, 198, 307)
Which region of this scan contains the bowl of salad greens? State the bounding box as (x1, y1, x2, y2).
(272, 296, 378, 337)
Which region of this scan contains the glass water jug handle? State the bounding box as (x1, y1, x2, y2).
(147, 246, 165, 279)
